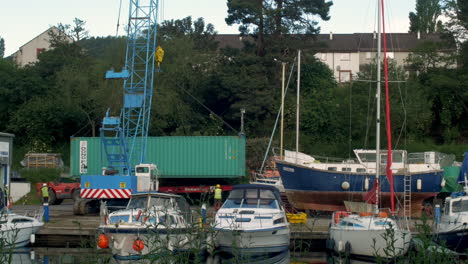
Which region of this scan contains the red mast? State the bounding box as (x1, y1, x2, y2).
(381, 0, 395, 213)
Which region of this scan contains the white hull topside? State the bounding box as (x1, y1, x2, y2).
(215, 227, 290, 253)
(329, 227, 411, 257)
(101, 226, 193, 259)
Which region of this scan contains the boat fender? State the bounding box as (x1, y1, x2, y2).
(30, 250, 35, 261)
(364, 177, 369, 191)
(345, 241, 351, 254)
(441, 178, 446, 187)
(341, 181, 350, 190)
(334, 211, 349, 224)
(98, 234, 109, 249)
(338, 240, 344, 252)
(417, 179, 422, 191)
(30, 234, 35, 244)
(133, 238, 145, 252)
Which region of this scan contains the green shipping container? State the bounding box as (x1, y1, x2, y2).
(70, 136, 245, 178)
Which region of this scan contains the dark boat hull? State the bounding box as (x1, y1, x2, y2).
(434, 229, 468, 253)
(276, 160, 443, 217)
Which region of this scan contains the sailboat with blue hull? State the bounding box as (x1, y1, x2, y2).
(276, 148, 445, 216)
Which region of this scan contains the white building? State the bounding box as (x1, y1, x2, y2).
(215, 32, 455, 83)
(10, 26, 71, 67)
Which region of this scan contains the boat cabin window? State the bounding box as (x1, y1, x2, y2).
(452, 200, 468, 213)
(381, 152, 404, 164)
(341, 168, 352, 172)
(128, 197, 148, 209)
(327, 167, 337, 171)
(136, 167, 149, 173)
(358, 153, 376, 162)
(356, 168, 366, 173)
(223, 188, 279, 209)
(11, 218, 33, 224)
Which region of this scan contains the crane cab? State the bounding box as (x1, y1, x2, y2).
(135, 164, 159, 192)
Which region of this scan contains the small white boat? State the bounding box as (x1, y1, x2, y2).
(329, 211, 411, 258)
(434, 157, 468, 253)
(212, 184, 290, 254)
(98, 192, 194, 260)
(0, 210, 44, 248)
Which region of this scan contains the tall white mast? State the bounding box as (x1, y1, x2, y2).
(375, 0, 382, 208)
(296, 50, 301, 162)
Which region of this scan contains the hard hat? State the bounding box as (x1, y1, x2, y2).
(216, 184, 220, 188)
(42, 183, 47, 186)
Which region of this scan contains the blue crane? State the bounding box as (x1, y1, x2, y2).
(74, 0, 161, 215)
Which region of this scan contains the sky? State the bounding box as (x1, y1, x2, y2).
(0, 0, 416, 56)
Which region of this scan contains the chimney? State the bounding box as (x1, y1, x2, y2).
(329, 32, 333, 40)
(373, 31, 376, 39)
(417, 31, 420, 40)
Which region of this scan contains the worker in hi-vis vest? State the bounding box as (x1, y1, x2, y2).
(41, 183, 49, 204)
(214, 184, 222, 211)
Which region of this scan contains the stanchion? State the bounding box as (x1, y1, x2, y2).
(43, 202, 49, 222)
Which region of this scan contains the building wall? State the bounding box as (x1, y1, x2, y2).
(11, 27, 69, 67)
(0, 133, 14, 206)
(316, 52, 361, 82)
(10, 182, 30, 203)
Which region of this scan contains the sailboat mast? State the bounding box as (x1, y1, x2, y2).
(296, 50, 301, 162)
(381, 0, 395, 213)
(375, 0, 382, 208)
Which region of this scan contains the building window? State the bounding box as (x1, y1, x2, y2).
(339, 70, 352, 83)
(366, 52, 372, 59)
(36, 48, 46, 58)
(340, 53, 350, 61)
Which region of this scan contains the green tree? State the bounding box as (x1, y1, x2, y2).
(409, 0, 443, 33)
(0, 36, 4, 58)
(225, 0, 332, 56)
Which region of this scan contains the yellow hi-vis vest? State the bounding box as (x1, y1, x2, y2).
(214, 188, 222, 200)
(41, 186, 49, 197)
(155, 46, 164, 63)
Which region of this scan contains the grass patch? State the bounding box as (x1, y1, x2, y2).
(14, 190, 41, 205)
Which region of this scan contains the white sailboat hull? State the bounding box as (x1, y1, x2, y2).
(329, 227, 411, 257)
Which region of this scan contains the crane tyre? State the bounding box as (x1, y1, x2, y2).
(73, 199, 82, 215)
(48, 189, 57, 205)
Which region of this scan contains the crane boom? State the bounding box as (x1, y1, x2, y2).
(102, 0, 159, 175)
(76, 1, 160, 214)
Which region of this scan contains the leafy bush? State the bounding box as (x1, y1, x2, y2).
(19, 168, 61, 184)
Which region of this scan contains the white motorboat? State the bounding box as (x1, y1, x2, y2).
(0, 210, 44, 248)
(212, 184, 290, 254)
(329, 211, 411, 257)
(98, 192, 194, 260)
(434, 154, 468, 253)
(434, 192, 468, 253)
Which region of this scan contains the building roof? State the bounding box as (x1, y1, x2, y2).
(214, 33, 455, 53)
(0, 132, 14, 138)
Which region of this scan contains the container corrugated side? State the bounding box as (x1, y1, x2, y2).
(71, 136, 245, 178)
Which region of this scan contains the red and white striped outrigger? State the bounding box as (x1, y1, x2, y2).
(80, 189, 131, 199)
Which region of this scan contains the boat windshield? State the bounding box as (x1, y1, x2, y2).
(222, 188, 279, 209)
(149, 197, 173, 209)
(452, 199, 468, 213)
(127, 197, 148, 209)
